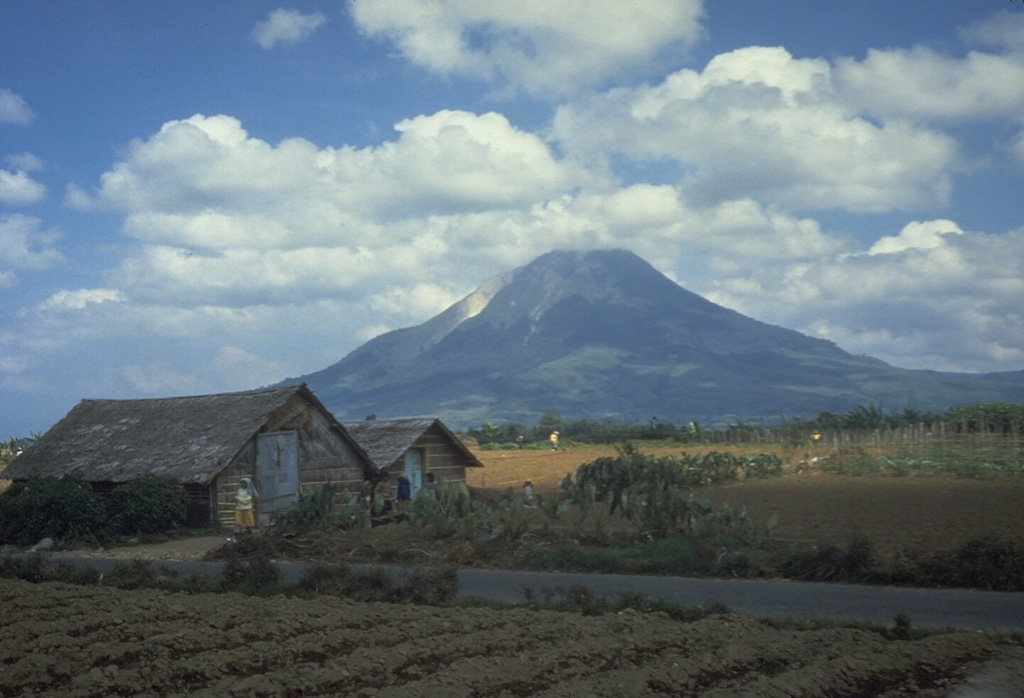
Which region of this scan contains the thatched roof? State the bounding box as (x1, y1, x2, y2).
(3, 384, 358, 484)
(342, 418, 482, 471)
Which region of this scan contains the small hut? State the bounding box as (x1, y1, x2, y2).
(342, 418, 482, 496)
(3, 384, 372, 527)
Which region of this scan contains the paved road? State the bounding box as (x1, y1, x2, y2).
(41, 554, 1024, 632)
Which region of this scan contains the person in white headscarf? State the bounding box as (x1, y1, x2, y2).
(234, 477, 259, 534)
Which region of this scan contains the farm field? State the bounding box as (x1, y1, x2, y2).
(2, 577, 1022, 697)
(5, 442, 1024, 695)
(466, 445, 1024, 557)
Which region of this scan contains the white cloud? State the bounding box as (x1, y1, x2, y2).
(0, 167, 46, 204)
(251, 8, 326, 50)
(960, 10, 1024, 53)
(552, 47, 959, 213)
(868, 219, 964, 255)
(0, 214, 62, 286)
(5, 153, 43, 171)
(0, 89, 33, 125)
(835, 46, 1024, 122)
(703, 223, 1024, 373)
(349, 0, 705, 96)
(120, 363, 202, 394)
(39, 288, 124, 312)
(211, 346, 287, 388)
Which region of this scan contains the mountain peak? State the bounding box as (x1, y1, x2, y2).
(289, 249, 1024, 427)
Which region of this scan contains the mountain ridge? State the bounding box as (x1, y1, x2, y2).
(283, 249, 1024, 428)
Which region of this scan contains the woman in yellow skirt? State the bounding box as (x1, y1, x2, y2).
(234, 477, 258, 534)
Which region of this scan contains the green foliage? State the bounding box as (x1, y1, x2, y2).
(553, 446, 780, 543)
(0, 476, 110, 547)
(947, 402, 1024, 433)
(272, 484, 367, 532)
(410, 479, 491, 539)
(220, 541, 284, 596)
(521, 584, 731, 621)
(108, 474, 188, 536)
(893, 536, 1024, 591)
(780, 533, 877, 583)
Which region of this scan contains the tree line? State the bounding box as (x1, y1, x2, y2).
(465, 402, 1024, 446)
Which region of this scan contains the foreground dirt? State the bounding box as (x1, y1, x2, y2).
(2, 578, 1022, 697)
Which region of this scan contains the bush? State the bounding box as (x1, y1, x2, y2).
(108, 474, 188, 536)
(272, 485, 367, 532)
(899, 536, 1024, 591)
(780, 533, 877, 583)
(410, 480, 491, 539)
(559, 447, 780, 541)
(0, 476, 110, 547)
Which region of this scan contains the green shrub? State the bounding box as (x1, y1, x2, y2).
(560, 447, 780, 541)
(0, 476, 110, 547)
(220, 542, 283, 596)
(272, 485, 367, 532)
(780, 533, 877, 583)
(900, 536, 1024, 591)
(108, 474, 188, 536)
(410, 480, 491, 539)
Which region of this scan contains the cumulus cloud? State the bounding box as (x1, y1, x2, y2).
(0, 214, 62, 286)
(868, 220, 964, 255)
(39, 288, 123, 312)
(349, 0, 705, 96)
(0, 89, 33, 125)
(552, 46, 959, 213)
(211, 346, 287, 388)
(703, 223, 1024, 373)
(79, 111, 583, 308)
(0, 167, 46, 204)
(251, 8, 326, 49)
(5, 153, 43, 171)
(834, 46, 1024, 122)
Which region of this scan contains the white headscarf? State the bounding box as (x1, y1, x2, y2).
(240, 477, 259, 499)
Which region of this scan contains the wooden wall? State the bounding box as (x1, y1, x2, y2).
(213, 396, 370, 528)
(413, 423, 476, 484)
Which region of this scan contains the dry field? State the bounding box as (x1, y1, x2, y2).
(466, 445, 1024, 557)
(2, 578, 1022, 697)
(4, 444, 1024, 696)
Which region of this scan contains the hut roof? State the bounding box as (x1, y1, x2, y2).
(3, 384, 360, 484)
(342, 418, 483, 471)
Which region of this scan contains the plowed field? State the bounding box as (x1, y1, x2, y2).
(2, 578, 1021, 697)
(467, 446, 1024, 556)
(5, 445, 1024, 696)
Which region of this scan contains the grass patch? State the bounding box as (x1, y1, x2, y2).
(517, 533, 763, 577)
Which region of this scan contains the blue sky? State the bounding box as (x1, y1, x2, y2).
(2, 1, 1024, 436)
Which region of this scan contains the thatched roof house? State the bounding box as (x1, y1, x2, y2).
(342, 418, 482, 495)
(4, 384, 373, 527)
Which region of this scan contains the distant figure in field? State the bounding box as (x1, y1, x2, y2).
(516, 435, 525, 449)
(523, 480, 534, 506)
(550, 431, 559, 450)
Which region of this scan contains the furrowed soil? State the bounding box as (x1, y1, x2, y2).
(4, 444, 1024, 695)
(2, 578, 1021, 697)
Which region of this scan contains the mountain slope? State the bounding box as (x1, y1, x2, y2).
(286, 249, 1024, 427)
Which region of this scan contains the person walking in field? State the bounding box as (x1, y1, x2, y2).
(233, 477, 258, 535)
(549, 430, 559, 450)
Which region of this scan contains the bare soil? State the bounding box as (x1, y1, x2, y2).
(6, 445, 1024, 695)
(467, 446, 1024, 557)
(2, 577, 1022, 697)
